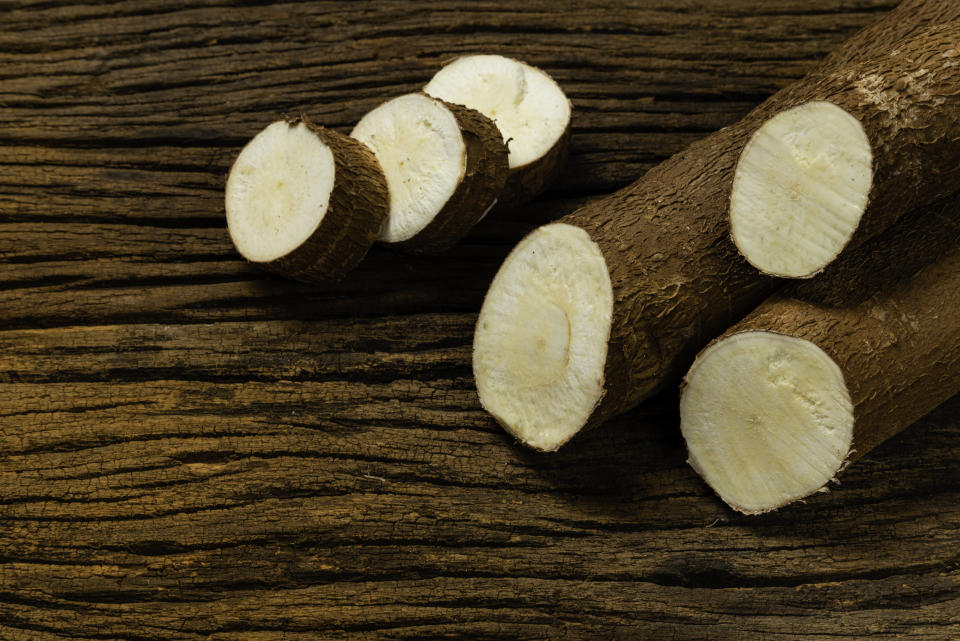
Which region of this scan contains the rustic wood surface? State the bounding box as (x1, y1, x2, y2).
(2, 1, 959, 639)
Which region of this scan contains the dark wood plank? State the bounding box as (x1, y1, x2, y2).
(4, 1, 959, 639)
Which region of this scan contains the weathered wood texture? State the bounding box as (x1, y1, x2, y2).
(1, 1, 958, 639)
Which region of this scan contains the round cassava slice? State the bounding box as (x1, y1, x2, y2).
(350, 93, 508, 254)
(225, 116, 388, 284)
(473, 223, 613, 452)
(424, 54, 571, 207)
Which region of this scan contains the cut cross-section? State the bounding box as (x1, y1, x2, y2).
(730, 101, 873, 278)
(351, 93, 507, 253)
(680, 331, 854, 513)
(473, 223, 613, 452)
(225, 117, 388, 283)
(425, 54, 571, 206)
(227, 120, 335, 263)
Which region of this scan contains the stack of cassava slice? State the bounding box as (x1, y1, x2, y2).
(473, 0, 960, 512)
(224, 54, 572, 283)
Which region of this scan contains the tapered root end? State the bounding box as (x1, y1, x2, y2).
(680, 331, 854, 513)
(473, 223, 613, 452)
(730, 101, 873, 278)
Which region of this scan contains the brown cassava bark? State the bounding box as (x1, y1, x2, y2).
(566, 0, 960, 429)
(257, 117, 389, 283)
(498, 121, 571, 209)
(725, 198, 960, 465)
(391, 99, 509, 254)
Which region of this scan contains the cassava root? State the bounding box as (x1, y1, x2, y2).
(473, 0, 960, 451)
(680, 198, 960, 513)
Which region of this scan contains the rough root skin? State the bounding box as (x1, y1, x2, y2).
(498, 124, 571, 210)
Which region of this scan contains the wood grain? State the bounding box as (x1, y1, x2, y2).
(2, 1, 958, 639)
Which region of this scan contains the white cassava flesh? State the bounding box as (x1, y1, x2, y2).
(351, 94, 466, 243)
(226, 121, 336, 263)
(424, 54, 570, 170)
(730, 101, 873, 278)
(473, 223, 613, 452)
(679, 331, 854, 513)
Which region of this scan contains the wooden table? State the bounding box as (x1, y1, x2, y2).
(3, 1, 959, 638)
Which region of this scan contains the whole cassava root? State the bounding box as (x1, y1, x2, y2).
(680, 199, 960, 514)
(225, 116, 388, 284)
(424, 54, 572, 208)
(473, 0, 960, 452)
(351, 93, 508, 255)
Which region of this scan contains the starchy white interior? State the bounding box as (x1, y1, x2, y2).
(225, 121, 335, 263)
(351, 94, 466, 243)
(680, 331, 854, 513)
(425, 54, 570, 169)
(473, 223, 613, 452)
(730, 101, 873, 278)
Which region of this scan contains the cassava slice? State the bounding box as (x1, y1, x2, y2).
(225, 117, 388, 283)
(680, 199, 960, 513)
(350, 93, 508, 254)
(731, 24, 960, 277)
(473, 0, 960, 451)
(424, 54, 571, 207)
